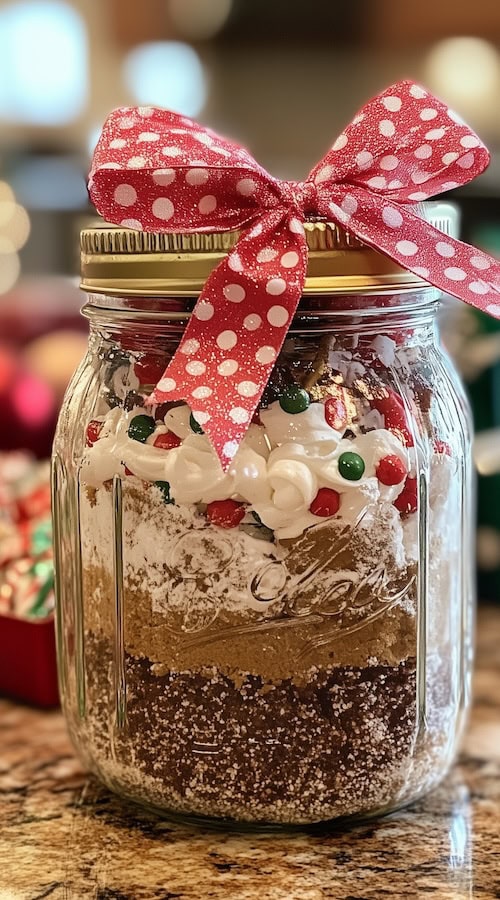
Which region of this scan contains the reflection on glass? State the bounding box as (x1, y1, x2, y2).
(365, 775, 473, 895)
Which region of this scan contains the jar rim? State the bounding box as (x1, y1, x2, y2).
(83, 290, 440, 330)
(80, 201, 458, 299)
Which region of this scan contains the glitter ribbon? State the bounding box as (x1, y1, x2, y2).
(89, 79, 500, 469)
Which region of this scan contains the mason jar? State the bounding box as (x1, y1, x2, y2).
(52, 207, 474, 826)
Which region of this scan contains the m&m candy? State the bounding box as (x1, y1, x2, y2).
(310, 488, 341, 517)
(279, 385, 310, 415)
(206, 499, 246, 528)
(128, 414, 156, 443)
(376, 454, 407, 486)
(338, 451, 365, 481)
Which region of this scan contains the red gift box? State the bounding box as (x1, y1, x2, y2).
(0, 611, 59, 707)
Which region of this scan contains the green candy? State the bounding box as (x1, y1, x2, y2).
(338, 451, 365, 481)
(128, 414, 156, 443)
(155, 481, 175, 504)
(28, 569, 55, 619)
(189, 412, 204, 434)
(279, 384, 310, 415)
(32, 519, 52, 556)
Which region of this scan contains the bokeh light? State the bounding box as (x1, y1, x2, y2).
(168, 0, 232, 40)
(0, 0, 88, 125)
(23, 331, 88, 394)
(0, 348, 16, 392)
(0, 199, 16, 229)
(5, 205, 31, 252)
(425, 37, 500, 112)
(9, 157, 88, 211)
(124, 41, 207, 117)
(11, 372, 55, 427)
(0, 183, 15, 205)
(0, 203, 30, 250)
(0, 181, 30, 293)
(0, 243, 20, 295)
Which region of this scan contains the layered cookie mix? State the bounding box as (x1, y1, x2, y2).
(72, 331, 459, 824)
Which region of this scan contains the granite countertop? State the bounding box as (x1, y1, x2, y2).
(1, 607, 500, 900)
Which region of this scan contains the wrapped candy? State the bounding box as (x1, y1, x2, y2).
(0, 451, 58, 707)
(0, 452, 53, 619)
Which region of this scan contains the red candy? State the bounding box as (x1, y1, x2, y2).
(134, 355, 167, 385)
(206, 499, 246, 528)
(16, 485, 51, 521)
(394, 476, 418, 516)
(85, 420, 102, 447)
(325, 397, 348, 431)
(376, 454, 407, 486)
(371, 390, 414, 447)
(393, 328, 414, 345)
(153, 431, 182, 450)
(309, 488, 341, 517)
(434, 440, 451, 456)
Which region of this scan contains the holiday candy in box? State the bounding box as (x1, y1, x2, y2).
(0, 452, 58, 707)
(0, 613, 58, 708)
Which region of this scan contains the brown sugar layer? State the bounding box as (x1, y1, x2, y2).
(81, 485, 417, 680)
(83, 562, 416, 679)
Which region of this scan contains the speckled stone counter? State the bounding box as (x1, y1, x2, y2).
(1, 607, 500, 900)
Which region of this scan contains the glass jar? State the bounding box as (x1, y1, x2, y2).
(52, 211, 474, 827)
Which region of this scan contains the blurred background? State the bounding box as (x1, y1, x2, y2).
(0, 0, 500, 599)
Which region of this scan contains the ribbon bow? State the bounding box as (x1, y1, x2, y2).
(89, 79, 500, 469)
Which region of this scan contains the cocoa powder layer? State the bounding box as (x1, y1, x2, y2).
(76, 632, 422, 825)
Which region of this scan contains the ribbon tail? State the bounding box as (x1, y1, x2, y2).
(319, 187, 500, 318)
(147, 210, 309, 470)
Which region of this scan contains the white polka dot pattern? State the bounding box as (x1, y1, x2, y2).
(185, 360, 206, 376)
(198, 195, 217, 214)
(243, 314, 262, 331)
(152, 197, 174, 220)
(229, 406, 249, 424)
(193, 301, 214, 321)
(179, 338, 200, 355)
(89, 82, 500, 469)
(152, 169, 175, 186)
(216, 330, 238, 350)
(266, 277, 286, 296)
(223, 283, 246, 303)
(114, 184, 137, 206)
(185, 168, 208, 186)
(192, 385, 212, 399)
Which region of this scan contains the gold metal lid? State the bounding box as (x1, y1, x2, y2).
(80, 202, 458, 297)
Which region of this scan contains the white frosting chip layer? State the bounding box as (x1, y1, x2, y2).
(81, 400, 410, 538)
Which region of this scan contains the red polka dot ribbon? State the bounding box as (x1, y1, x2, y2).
(89, 79, 500, 469)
